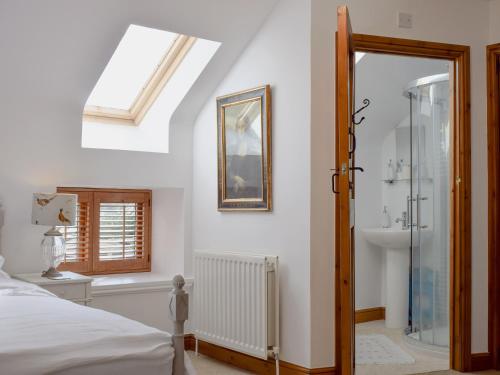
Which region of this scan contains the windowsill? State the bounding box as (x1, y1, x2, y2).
(91, 272, 193, 297)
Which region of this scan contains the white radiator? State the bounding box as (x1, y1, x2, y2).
(193, 251, 279, 360)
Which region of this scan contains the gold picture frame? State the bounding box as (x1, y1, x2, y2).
(217, 85, 272, 211)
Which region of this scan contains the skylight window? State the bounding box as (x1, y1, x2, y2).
(83, 24, 215, 126)
(86, 25, 177, 110)
(82, 25, 220, 153)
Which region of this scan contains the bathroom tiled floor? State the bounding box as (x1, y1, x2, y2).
(355, 320, 449, 375)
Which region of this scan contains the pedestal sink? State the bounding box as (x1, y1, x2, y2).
(361, 227, 432, 329)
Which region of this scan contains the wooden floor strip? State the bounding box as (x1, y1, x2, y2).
(355, 307, 385, 324)
(185, 335, 336, 374)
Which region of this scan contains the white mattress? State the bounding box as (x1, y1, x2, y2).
(0, 278, 175, 375)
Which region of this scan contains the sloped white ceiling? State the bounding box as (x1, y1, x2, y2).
(0, 0, 278, 127)
(355, 53, 449, 142)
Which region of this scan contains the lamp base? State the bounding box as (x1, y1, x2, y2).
(41, 267, 63, 279)
(40, 228, 66, 279)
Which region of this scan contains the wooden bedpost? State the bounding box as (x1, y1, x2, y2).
(169, 275, 188, 375)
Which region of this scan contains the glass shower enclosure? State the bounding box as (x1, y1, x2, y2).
(404, 73, 450, 351)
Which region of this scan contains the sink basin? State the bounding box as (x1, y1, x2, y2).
(361, 227, 432, 249)
(360, 227, 433, 329)
(362, 228, 411, 248)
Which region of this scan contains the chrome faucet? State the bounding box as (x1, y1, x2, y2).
(395, 211, 409, 230)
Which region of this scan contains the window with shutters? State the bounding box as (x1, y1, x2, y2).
(56, 188, 151, 275)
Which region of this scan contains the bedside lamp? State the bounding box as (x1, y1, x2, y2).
(32, 193, 77, 279)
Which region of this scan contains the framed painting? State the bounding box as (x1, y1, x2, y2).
(217, 85, 272, 211)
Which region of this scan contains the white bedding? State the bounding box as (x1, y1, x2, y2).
(0, 278, 175, 375)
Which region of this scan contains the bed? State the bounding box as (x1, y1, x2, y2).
(0, 268, 190, 375)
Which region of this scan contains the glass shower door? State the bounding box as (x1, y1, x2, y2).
(408, 76, 450, 349)
(409, 87, 424, 344)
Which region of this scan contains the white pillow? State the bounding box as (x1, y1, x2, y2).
(0, 255, 10, 278)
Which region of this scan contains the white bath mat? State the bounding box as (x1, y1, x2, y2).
(356, 334, 415, 365)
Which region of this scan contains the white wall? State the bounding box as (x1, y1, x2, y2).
(92, 290, 175, 330)
(354, 140, 383, 310)
(191, 0, 312, 367)
(0, 0, 276, 277)
(0, 0, 277, 345)
(311, 0, 490, 366)
(489, 0, 500, 44)
(91, 283, 194, 333)
(152, 188, 185, 276)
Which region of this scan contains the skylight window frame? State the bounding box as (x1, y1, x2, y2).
(83, 34, 197, 126)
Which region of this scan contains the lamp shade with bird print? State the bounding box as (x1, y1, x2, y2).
(32, 193, 77, 227)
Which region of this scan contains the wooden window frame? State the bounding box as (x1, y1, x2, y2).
(57, 187, 152, 275)
(83, 35, 197, 126)
(58, 191, 93, 274)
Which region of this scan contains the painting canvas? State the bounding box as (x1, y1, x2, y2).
(217, 85, 271, 211)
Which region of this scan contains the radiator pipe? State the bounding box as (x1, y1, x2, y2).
(274, 350, 280, 375)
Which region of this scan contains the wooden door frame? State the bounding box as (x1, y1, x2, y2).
(487, 43, 500, 370)
(335, 8, 355, 375)
(335, 33, 471, 373)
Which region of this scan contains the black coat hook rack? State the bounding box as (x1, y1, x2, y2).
(352, 98, 371, 125)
